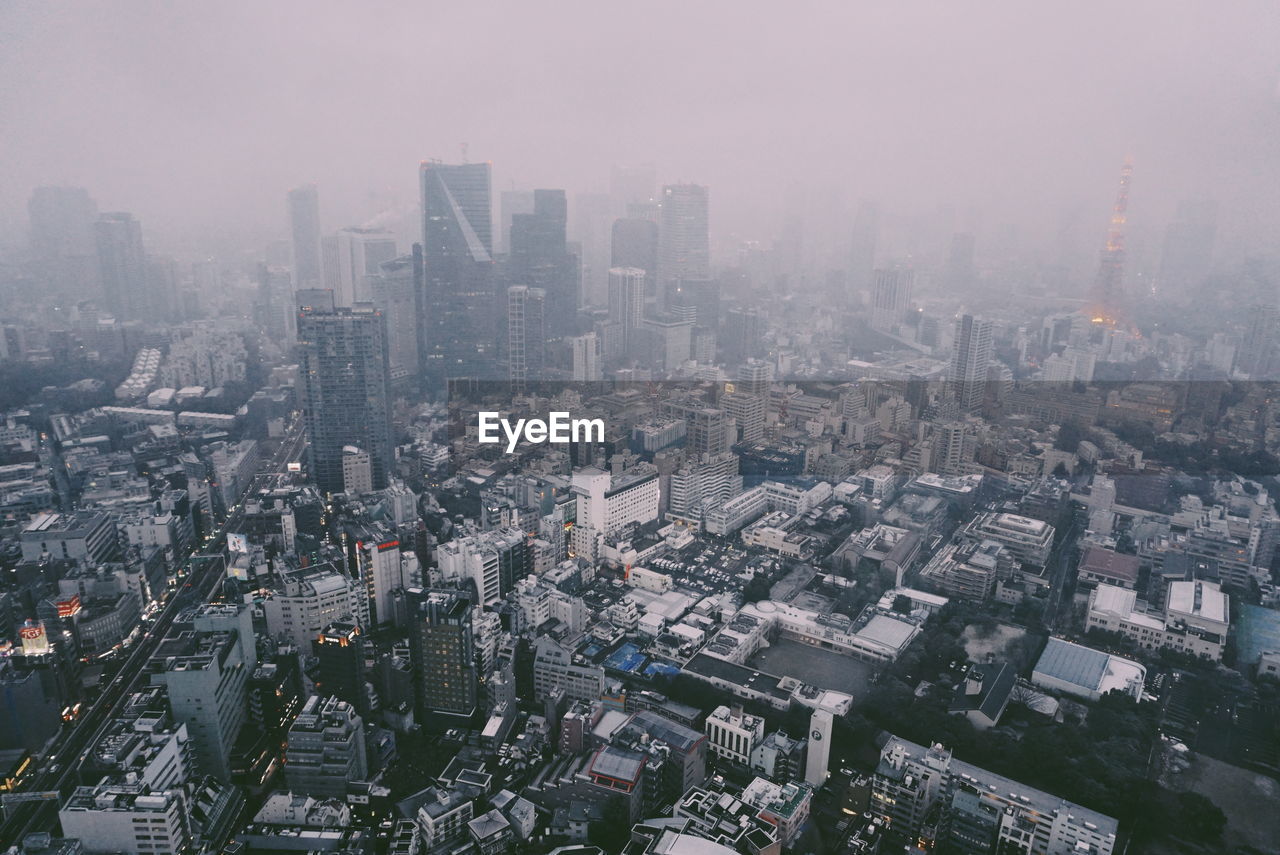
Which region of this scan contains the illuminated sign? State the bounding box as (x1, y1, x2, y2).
(18, 620, 50, 656)
(56, 595, 82, 618)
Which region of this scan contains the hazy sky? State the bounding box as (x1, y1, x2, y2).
(3, 2, 1279, 261)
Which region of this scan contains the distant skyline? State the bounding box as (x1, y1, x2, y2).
(3, 2, 1279, 266)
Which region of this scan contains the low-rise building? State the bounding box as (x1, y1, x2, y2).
(1086, 580, 1229, 660)
(1032, 637, 1146, 702)
(872, 736, 1118, 855)
(705, 705, 765, 766)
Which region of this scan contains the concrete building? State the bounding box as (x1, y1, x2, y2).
(1086, 580, 1229, 660)
(262, 562, 364, 647)
(533, 636, 605, 702)
(20, 511, 120, 566)
(285, 695, 368, 798)
(705, 704, 765, 767)
(59, 783, 190, 855)
(961, 512, 1055, 570)
(406, 588, 478, 719)
(804, 708, 832, 786)
(149, 604, 254, 780)
(1032, 637, 1146, 702)
(872, 736, 1118, 854)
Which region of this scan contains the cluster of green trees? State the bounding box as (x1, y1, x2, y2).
(0, 357, 127, 411)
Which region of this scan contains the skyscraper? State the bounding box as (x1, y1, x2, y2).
(848, 200, 879, 296)
(509, 189, 578, 337)
(950, 314, 993, 412)
(657, 184, 710, 314)
(334, 227, 397, 306)
(296, 291, 394, 494)
(608, 267, 647, 357)
(945, 232, 976, 293)
(419, 161, 496, 385)
(507, 285, 546, 394)
(870, 268, 913, 333)
(569, 332, 601, 381)
(406, 588, 478, 721)
(370, 254, 420, 383)
(312, 621, 370, 717)
(498, 189, 535, 255)
(1158, 199, 1217, 299)
(95, 212, 147, 321)
(288, 184, 324, 289)
(284, 695, 368, 797)
(610, 163, 656, 214)
(28, 186, 99, 298)
(611, 217, 659, 282)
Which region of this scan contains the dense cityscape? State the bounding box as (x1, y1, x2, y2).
(3, 5, 1280, 855)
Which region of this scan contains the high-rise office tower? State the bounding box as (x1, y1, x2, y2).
(510, 189, 578, 337)
(296, 292, 394, 495)
(498, 189, 536, 255)
(1158, 199, 1217, 299)
(312, 621, 370, 717)
(150, 604, 254, 780)
(1239, 305, 1280, 379)
(148, 254, 181, 322)
(569, 332, 601, 381)
(870, 268, 914, 332)
(668, 278, 720, 329)
(608, 267, 647, 357)
(611, 217, 659, 286)
(28, 186, 99, 297)
(370, 254, 420, 383)
(945, 232, 976, 293)
(722, 307, 764, 365)
(255, 263, 296, 345)
(95, 212, 148, 321)
(950, 314, 993, 412)
(848, 200, 879, 296)
(572, 191, 613, 309)
(284, 695, 368, 797)
(507, 285, 546, 394)
(406, 588, 478, 720)
(735, 359, 773, 400)
(420, 161, 496, 385)
(657, 184, 710, 314)
(334, 227, 397, 306)
(610, 163, 656, 214)
(288, 184, 324, 289)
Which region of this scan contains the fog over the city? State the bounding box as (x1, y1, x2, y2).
(3, 1, 1279, 268)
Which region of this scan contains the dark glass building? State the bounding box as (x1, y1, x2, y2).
(296, 291, 394, 495)
(419, 161, 496, 387)
(406, 588, 477, 721)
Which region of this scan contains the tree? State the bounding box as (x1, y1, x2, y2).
(588, 798, 632, 852)
(892, 594, 912, 614)
(741, 572, 772, 604)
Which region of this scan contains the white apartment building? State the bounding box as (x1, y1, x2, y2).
(262, 564, 365, 646)
(705, 705, 765, 766)
(573, 466, 660, 536)
(60, 784, 190, 855)
(961, 511, 1055, 569)
(1087, 580, 1229, 660)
